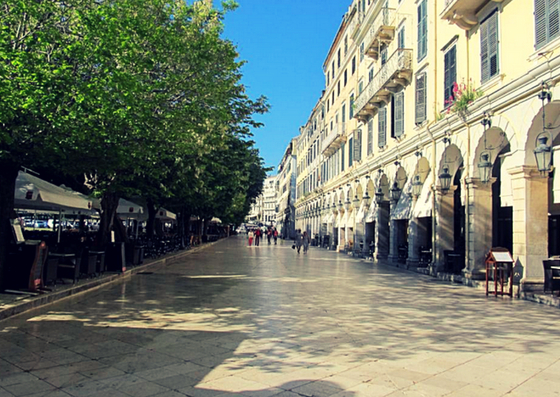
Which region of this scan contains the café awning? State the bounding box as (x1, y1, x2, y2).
(117, 199, 144, 219)
(413, 180, 433, 219)
(391, 182, 413, 221)
(156, 208, 177, 222)
(15, 171, 93, 214)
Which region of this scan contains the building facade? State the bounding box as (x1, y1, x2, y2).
(276, 140, 298, 239)
(294, 0, 559, 293)
(262, 175, 277, 226)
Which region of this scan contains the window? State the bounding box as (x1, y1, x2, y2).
(348, 138, 353, 166)
(415, 72, 427, 124)
(381, 47, 388, 65)
(367, 119, 373, 156)
(338, 48, 341, 68)
(332, 61, 335, 79)
(332, 90, 335, 104)
(341, 144, 345, 172)
(481, 11, 499, 83)
(444, 45, 457, 107)
(344, 36, 348, 56)
(344, 70, 347, 86)
(337, 81, 340, 96)
(350, 94, 355, 118)
(352, 56, 356, 74)
(393, 92, 404, 138)
(378, 107, 387, 148)
(369, 67, 374, 82)
(359, 81, 364, 94)
(360, 42, 365, 62)
(398, 26, 405, 49)
(327, 99, 330, 113)
(417, 0, 428, 61)
(342, 103, 346, 124)
(354, 129, 362, 162)
(535, 0, 560, 49)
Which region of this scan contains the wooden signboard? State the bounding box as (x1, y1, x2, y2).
(485, 247, 514, 297)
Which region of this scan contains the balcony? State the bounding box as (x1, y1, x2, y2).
(354, 49, 413, 122)
(363, 7, 396, 60)
(321, 123, 347, 157)
(441, 0, 503, 30)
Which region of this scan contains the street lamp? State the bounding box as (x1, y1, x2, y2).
(375, 187, 385, 204)
(412, 175, 423, 198)
(534, 82, 553, 173)
(478, 152, 493, 184)
(439, 166, 452, 192)
(344, 198, 351, 211)
(389, 181, 402, 201)
(337, 200, 343, 210)
(352, 195, 360, 208)
(363, 192, 371, 208)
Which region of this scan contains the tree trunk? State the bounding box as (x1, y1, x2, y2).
(97, 191, 120, 248)
(146, 199, 157, 238)
(113, 215, 129, 243)
(0, 163, 20, 291)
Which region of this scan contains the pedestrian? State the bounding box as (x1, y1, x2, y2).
(294, 229, 303, 254)
(248, 230, 254, 246)
(303, 231, 311, 254)
(255, 228, 260, 246)
(273, 229, 278, 245)
(267, 228, 272, 244)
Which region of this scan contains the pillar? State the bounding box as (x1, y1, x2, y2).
(433, 186, 457, 273)
(464, 178, 494, 280)
(509, 166, 548, 292)
(388, 199, 399, 263)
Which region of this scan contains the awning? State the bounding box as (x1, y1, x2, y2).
(117, 199, 144, 219)
(413, 179, 433, 218)
(340, 211, 348, 228)
(355, 201, 366, 224)
(391, 182, 413, 220)
(156, 208, 177, 222)
(365, 199, 378, 223)
(15, 171, 93, 214)
(347, 210, 355, 228)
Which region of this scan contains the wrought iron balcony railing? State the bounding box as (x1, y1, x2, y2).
(363, 7, 396, 60)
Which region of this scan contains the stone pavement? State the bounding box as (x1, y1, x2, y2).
(0, 236, 559, 397)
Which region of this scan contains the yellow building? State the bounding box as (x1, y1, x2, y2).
(295, 0, 560, 294)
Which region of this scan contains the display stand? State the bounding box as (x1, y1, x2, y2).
(485, 247, 514, 297)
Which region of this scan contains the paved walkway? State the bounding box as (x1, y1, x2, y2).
(0, 236, 559, 397)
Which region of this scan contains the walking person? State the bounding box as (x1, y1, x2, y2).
(294, 229, 303, 254)
(273, 229, 278, 245)
(267, 228, 272, 244)
(302, 231, 311, 254)
(255, 228, 260, 246)
(248, 230, 254, 246)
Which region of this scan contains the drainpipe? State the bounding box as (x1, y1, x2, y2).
(431, 0, 439, 272)
(464, 29, 471, 277)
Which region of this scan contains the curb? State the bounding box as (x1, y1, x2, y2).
(0, 240, 220, 322)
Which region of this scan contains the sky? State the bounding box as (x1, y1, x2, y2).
(220, 0, 350, 174)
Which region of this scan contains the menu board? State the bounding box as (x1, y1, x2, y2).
(11, 220, 25, 244)
(492, 251, 513, 263)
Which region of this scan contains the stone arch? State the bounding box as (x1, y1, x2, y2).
(472, 126, 510, 180)
(437, 143, 464, 186)
(414, 157, 431, 183)
(523, 100, 560, 167)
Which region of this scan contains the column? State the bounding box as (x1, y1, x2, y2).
(433, 186, 457, 274)
(376, 202, 390, 260)
(464, 177, 494, 280)
(509, 166, 548, 292)
(407, 196, 420, 268)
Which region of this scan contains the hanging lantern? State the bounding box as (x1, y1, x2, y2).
(337, 200, 343, 210)
(412, 175, 423, 198)
(478, 152, 493, 183)
(352, 195, 360, 208)
(534, 134, 553, 173)
(389, 181, 402, 201)
(344, 198, 351, 211)
(439, 166, 452, 192)
(375, 187, 385, 204)
(363, 192, 371, 208)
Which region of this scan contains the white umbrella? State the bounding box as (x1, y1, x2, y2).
(156, 208, 176, 222)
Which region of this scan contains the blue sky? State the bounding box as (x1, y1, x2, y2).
(221, 1, 350, 174)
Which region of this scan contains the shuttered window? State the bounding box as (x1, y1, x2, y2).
(348, 138, 353, 166)
(378, 107, 387, 148)
(354, 129, 362, 163)
(444, 46, 457, 106)
(398, 26, 405, 49)
(535, 0, 560, 49)
(349, 94, 355, 118)
(417, 0, 428, 61)
(481, 11, 499, 83)
(394, 92, 404, 138)
(415, 73, 427, 124)
(367, 119, 373, 156)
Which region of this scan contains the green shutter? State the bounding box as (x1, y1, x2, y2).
(395, 92, 404, 138)
(415, 73, 426, 124)
(378, 108, 387, 148)
(367, 120, 373, 156)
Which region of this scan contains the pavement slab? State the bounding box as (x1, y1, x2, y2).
(1, 236, 559, 397)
